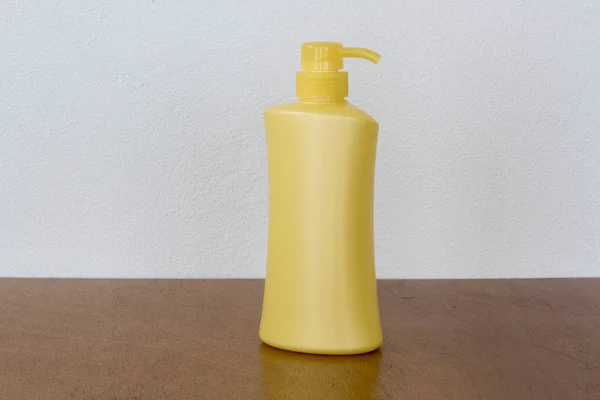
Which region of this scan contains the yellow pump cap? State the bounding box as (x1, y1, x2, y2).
(296, 42, 380, 101)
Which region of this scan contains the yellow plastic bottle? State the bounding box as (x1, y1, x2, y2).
(260, 42, 382, 355)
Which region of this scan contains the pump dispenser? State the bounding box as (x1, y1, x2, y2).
(296, 42, 380, 101)
(260, 42, 382, 355)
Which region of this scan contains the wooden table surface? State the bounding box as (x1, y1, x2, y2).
(0, 279, 599, 399)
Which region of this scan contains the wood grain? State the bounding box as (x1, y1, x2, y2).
(0, 279, 599, 399)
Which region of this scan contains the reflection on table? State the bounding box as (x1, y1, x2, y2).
(260, 344, 382, 400)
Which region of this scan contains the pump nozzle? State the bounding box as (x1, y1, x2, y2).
(297, 42, 380, 101)
(339, 47, 381, 64)
(300, 42, 380, 71)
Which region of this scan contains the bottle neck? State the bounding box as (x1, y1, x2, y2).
(296, 71, 348, 102)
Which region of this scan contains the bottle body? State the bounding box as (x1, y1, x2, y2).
(260, 100, 382, 355)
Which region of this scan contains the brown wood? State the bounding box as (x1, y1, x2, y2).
(0, 279, 599, 399)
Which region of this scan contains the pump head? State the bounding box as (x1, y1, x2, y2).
(296, 42, 380, 101)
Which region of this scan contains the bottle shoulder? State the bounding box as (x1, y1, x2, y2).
(265, 101, 377, 124)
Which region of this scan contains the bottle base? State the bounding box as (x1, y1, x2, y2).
(260, 334, 382, 355)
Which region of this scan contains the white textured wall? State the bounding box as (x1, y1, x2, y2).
(1, 1, 599, 278)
